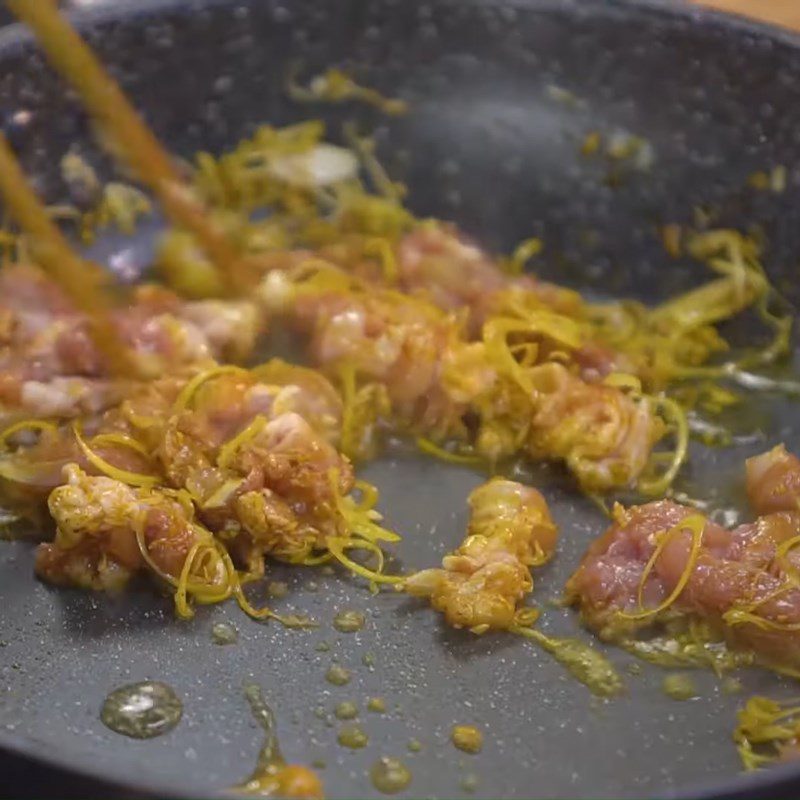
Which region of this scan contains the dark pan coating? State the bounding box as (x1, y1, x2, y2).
(1, 0, 800, 797)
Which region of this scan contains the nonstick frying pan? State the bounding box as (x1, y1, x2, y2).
(1, 0, 800, 797)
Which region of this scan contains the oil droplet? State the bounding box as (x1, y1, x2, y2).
(239, 684, 324, 798)
(307, 581, 319, 592)
(662, 673, 698, 701)
(314, 706, 327, 720)
(626, 661, 642, 676)
(460, 773, 479, 793)
(362, 652, 375, 667)
(321, 565, 335, 576)
(100, 681, 182, 739)
(407, 738, 422, 753)
(367, 697, 386, 713)
(316, 641, 331, 653)
(267, 580, 289, 599)
(333, 610, 366, 633)
(334, 702, 358, 720)
(370, 757, 412, 794)
(325, 665, 351, 686)
(211, 622, 238, 645)
(311, 758, 327, 769)
(451, 725, 483, 754)
(337, 724, 368, 749)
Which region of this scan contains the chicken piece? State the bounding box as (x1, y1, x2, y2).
(526, 363, 663, 492)
(404, 478, 557, 632)
(746, 444, 800, 515)
(397, 224, 583, 333)
(267, 262, 664, 491)
(270, 263, 470, 439)
(10, 358, 390, 607)
(566, 495, 800, 672)
(1, 363, 351, 569)
(396, 226, 633, 381)
(251, 359, 343, 443)
(0, 264, 261, 423)
(155, 370, 354, 566)
(35, 463, 216, 592)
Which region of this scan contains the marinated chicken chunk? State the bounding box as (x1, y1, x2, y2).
(0, 264, 261, 423)
(265, 261, 665, 491)
(1, 358, 400, 611)
(36, 463, 219, 595)
(396, 224, 583, 334)
(746, 444, 800, 516)
(404, 478, 557, 632)
(567, 448, 800, 672)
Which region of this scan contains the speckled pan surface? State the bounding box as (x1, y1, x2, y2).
(1, 0, 800, 798)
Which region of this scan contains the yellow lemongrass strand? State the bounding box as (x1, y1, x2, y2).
(618, 514, 706, 621)
(73, 423, 158, 488)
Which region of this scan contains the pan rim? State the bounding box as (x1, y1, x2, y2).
(1, 0, 799, 798)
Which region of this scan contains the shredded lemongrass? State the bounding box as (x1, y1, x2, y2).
(362, 237, 398, 282)
(174, 542, 206, 619)
(172, 365, 247, 414)
(120, 402, 162, 430)
(416, 437, 481, 466)
(330, 471, 401, 545)
(0, 457, 70, 486)
(353, 479, 379, 511)
(299, 552, 334, 567)
(723, 539, 800, 630)
(734, 696, 800, 770)
(724, 609, 800, 633)
(133, 522, 230, 611)
(483, 314, 583, 397)
(201, 478, 245, 509)
(89, 432, 150, 458)
(213, 541, 314, 627)
(326, 536, 403, 584)
(603, 373, 643, 393)
(513, 607, 542, 628)
(343, 123, 404, 201)
(73, 423, 158, 488)
(637, 396, 689, 496)
(507, 237, 543, 275)
(288, 67, 408, 116)
(0, 419, 57, 450)
(587, 493, 612, 518)
(217, 415, 268, 470)
(618, 514, 706, 621)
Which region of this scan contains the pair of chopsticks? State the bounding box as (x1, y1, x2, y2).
(1, 0, 255, 376)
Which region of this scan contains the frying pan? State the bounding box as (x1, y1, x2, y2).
(1, 0, 800, 797)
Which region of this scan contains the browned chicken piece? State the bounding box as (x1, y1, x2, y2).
(404, 478, 557, 632)
(36, 463, 218, 593)
(566, 450, 800, 672)
(0, 264, 261, 423)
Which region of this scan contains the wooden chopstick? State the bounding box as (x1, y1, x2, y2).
(6, 0, 255, 294)
(0, 132, 138, 376)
